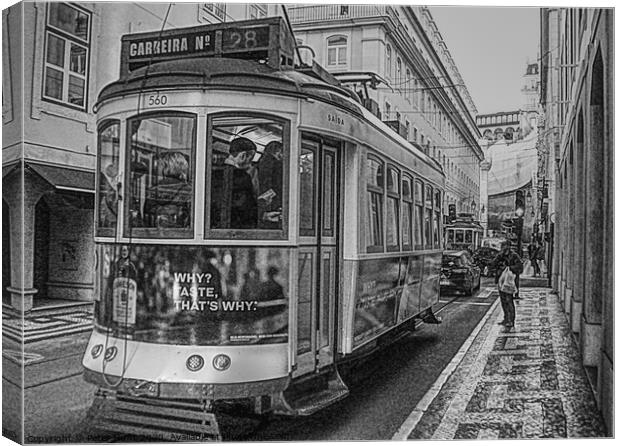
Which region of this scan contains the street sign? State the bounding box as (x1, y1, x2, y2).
(119, 17, 295, 76)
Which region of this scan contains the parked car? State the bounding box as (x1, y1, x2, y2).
(473, 246, 500, 277)
(440, 250, 481, 296)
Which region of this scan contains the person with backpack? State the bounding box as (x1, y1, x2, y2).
(491, 240, 523, 329)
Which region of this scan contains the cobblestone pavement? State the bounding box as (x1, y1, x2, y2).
(403, 288, 607, 439)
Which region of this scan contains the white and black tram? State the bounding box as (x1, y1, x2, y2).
(83, 18, 445, 439)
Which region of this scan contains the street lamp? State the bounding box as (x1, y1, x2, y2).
(515, 206, 524, 257)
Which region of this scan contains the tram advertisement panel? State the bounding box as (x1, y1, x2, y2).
(397, 255, 425, 322)
(353, 257, 402, 347)
(96, 244, 289, 345)
(420, 253, 442, 311)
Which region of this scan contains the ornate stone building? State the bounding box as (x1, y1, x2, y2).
(287, 4, 483, 217)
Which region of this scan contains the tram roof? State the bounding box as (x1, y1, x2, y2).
(97, 56, 444, 178)
(97, 57, 363, 115)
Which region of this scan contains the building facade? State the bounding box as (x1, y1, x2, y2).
(2, 2, 278, 311)
(287, 4, 483, 218)
(540, 7, 613, 434)
(476, 62, 541, 242)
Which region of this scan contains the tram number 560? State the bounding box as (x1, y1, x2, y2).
(146, 93, 168, 106)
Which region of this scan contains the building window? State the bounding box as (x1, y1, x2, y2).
(248, 4, 267, 19)
(384, 102, 391, 120)
(43, 3, 90, 109)
(396, 57, 402, 92)
(386, 44, 392, 78)
(201, 3, 227, 21)
(327, 35, 347, 67)
(405, 68, 412, 103)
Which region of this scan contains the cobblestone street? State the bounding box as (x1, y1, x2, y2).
(399, 288, 607, 439)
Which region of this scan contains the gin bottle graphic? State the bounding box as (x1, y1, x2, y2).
(112, 245, 138, 325)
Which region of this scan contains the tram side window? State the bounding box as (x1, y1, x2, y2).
(299, 142, 316, 236)
(401, 175, 413, 251)
(209, 116, 286, 233)
(455, 230, 464, 244)
(366, 156, 384, 252)
(433, 189, 441, 248)
(424, 185, 433, 249)
(97, 121, 120, 235)
(126, 115, 196, 237)
(414, 180, 424, 248)
(386, 166, 400, 251)
(465, 230, 473, 245)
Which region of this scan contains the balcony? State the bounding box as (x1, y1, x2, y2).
(287, 4, 402, 28)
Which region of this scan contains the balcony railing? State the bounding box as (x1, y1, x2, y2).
(287, 4, 401, 27)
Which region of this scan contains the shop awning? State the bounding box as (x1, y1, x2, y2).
(27, 163, 95, 194)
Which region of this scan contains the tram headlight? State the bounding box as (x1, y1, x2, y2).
(104, 346, 118, 361)
(186, 355, 204, 372)
(212, 354, 231, 371)
(91, 344, 103, 359)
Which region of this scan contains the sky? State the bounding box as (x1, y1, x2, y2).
(429, 6, 540, 115)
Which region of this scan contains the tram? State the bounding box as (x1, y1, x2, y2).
(83, 18, 445, 439)
(444, 214, 484, 252)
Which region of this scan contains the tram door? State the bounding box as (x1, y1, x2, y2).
(295, 134, 340, 377)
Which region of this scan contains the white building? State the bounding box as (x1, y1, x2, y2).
(287, 4, 483, 217)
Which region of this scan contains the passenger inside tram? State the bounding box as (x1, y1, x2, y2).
(211, 137, 258, 229)
(257, 141, 283, 228)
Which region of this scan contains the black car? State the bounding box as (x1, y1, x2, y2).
(440, 250, 481, 295)
(473, 247, 500, 277)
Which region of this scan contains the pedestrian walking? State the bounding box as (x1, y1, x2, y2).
(535, 240, 546, 277)
(492, 240, 523, 329)
(529, 239, 540, 277)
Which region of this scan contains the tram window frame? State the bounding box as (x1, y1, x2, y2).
(433, 189, 442, 248)
(96, 119, 120, 238)
(401, 174, 413, 252)
(414, 179, 424, 249)
(424, 184, 433, 249)
(365, 154, 384, 253)
(299, 138, 318, 237)
(205, 112, 290, 240)
(123, 112, 197, 239)
(386, 165, 400, 252)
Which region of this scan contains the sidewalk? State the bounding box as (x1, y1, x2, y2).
(2, 302, 93, 344)
(396, 288, 607, 439)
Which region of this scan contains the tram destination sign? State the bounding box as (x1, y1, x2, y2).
(120, 17, 295, 76)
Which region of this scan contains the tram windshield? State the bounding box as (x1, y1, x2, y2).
(94, 244, 289, 345)
(209, 115, 285, 232)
